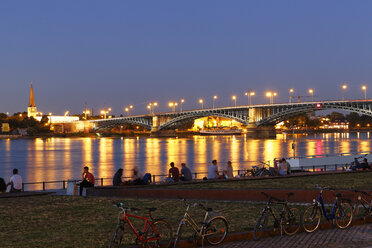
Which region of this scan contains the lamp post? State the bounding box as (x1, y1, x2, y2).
(199, 99, 204, 109)
(342, 84, 347, 101)
(266, 92, 272, 104)
(213, 95, 218, 108)
(362, 85, 367, 100)
(180, 99, 184, 111)
(232, 95, 237, 107)
(83, 110, 90, 120)
(273, 92, 277, 104)
(168, 102, 178, 112)
(125, 105, 133, 116)
(100, 108, 111, 119)
(147, 102, 158, 114)
(309, 89, 314, 102)
(289, 88, 294, 103)
(245, 91, 255, 105)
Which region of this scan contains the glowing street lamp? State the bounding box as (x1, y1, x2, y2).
(245, 91, 255, 106)
(232, 95, 237, 107)
(125, 105, 133, 116)
(289, 88, 294, 103)
(168, 102, 178, 112)
(308, 89, 314, 102)
(83, 110, 90, 119)
(266, 92, 277, 104)
(64, 111, 69, 116)
(147, 102, 158, 114)
(199, 99, 204, 109)
(362, 85, 367, 100)
(213, 95, 218, 108)
(180, 99, 185, 111)
(342, 84, 347, 101)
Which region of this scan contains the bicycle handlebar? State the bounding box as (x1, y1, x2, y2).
(179, 198, 212, 211)
(354, 189, 370, 196)
(261, 192, 286, 203)
(114, 202, 141, 212)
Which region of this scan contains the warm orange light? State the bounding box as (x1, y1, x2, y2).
(199, 99, 203, 103)
(309, 89, 313, 94)
(266, 92, 272, 97)
(213, 95, 218, 99)
(362, 85, 367, 90)
(181, 99, 184, 103)
(250, 92, 255, 96)
(232, 95, 236, 100)
(342, 84, 347, 89)
(289, 88, 294, 93)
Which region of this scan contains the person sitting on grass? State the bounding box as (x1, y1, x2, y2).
(80, 166, 95, 196)
(6, 169, 22, 192)
(132, 167, 152, 185)
(207, 160, 219, 180)
(350, 158, 365, 171)
(180, 163, 192, 181)
(278, 159, 288, 176)
(113, 168, 125, 186)
(167, 162, 180, 182)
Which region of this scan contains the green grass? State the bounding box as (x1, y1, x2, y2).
(0, 195, 281, 248)
(159, 171, 372, 190)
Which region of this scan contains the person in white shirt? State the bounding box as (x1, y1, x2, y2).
(7, 169, 22, 192)
(223, 161, 234, 179)
(208, 160, 219, 179)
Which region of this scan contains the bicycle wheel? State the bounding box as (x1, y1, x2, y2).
(253, 210, 268, 241)
(302, 205, 321, 233)
(204, 216, 229, 245)
(109, 222, 124, 248)
(144, 220, 173, 248)
(354, 202, 372, 219)
(282, 207, 301, 236)
(335, 202, 353, 229)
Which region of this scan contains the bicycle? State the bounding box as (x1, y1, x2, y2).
(253, 192, 301, 241)
(302, 185, 353, 233)
(109, 202, 173, 248)
(172, 199, 228, 247)
(352, 189, 372, 219)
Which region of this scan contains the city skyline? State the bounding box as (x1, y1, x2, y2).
(1, 1, 372, 116)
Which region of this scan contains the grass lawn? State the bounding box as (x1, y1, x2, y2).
(158, 171, 372, 190)
(0, 195, 283, 248)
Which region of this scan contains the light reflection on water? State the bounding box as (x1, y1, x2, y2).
(0, 133, 370, 188)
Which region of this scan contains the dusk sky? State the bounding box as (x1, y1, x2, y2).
(1, 1, 372, 116)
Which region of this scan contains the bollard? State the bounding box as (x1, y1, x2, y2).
(101, 178, 104, 186)
(313, 166, 315, 172)
(43, 182, 46, 191)
(63, 180, 66, 190)
(324, 165, 326, 172)
(152, 175, 156, 183)
(22, 183, 25, 191)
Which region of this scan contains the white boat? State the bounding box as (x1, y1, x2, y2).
(200, 128, 242, 135)
(281, 151, 372, 170)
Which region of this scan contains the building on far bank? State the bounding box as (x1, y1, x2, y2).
(27, 83, 37, 118)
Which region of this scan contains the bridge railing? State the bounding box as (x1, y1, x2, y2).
(21, 164, 353, 191)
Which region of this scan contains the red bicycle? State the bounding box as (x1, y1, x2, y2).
(109, 203, 173, 248)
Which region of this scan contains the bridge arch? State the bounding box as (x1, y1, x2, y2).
(158, 112, 247, 130)
(256, 102, 372, 126)
(92, 117, 152, 131)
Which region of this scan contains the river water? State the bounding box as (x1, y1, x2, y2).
(0, 132, 370, 189)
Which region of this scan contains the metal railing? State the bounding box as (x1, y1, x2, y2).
(20, 164, 357, 191)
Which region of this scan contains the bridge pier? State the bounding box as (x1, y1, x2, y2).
(150, 115, 177, 137)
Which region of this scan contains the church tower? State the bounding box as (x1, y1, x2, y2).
(27, 83, 37, 118)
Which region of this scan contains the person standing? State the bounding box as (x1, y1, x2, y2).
(168, 162, 180, 182)
(208, 160, 219, 179)
(7, 169, 22, 192)
(80, 166, 95, 196)
(180, 163, 192, 181)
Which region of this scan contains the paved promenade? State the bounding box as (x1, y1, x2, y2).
(203, 224, 372, 248)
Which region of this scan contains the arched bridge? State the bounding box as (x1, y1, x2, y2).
(90, 100, 372, 131)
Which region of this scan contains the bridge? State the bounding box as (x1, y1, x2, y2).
(90, 100, 372, 136)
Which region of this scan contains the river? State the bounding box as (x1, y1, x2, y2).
(0, 132, 370, 190)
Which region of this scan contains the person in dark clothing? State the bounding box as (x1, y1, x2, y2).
(80, 166, 95, 196)
(168, 162, 180, 182)
(0, 177, 6, 192)
(113, 168, 124, 186)
(361, 158, 371, 170)
(180, 163, 192, 181)
(350, 158, 364, 171)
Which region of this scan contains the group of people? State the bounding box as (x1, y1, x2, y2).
(350, 157, 372, 171)
(113, 167, 152, 186)
(277, 158, 291, 176)
(206, 160, 234, 180)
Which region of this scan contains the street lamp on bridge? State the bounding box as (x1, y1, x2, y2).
(289, 88, 294, 103)
(168, 102, 178, 112)
(266, 92, 277, 104)
(308, 89, 314, 102)
(342, 84, 347, 101)
(213, 95, 218, 108)
(245, 91, 255, 106)
(199, 99, 204, 109)
(100, 108, 111, 119)
(232, 95, 237, 107)
(83, 110, 90, 120)
(180, 99, 184, 111)
(147, 102, 157, 114)
(362, 85, 367, 100)
(125, 105, 133, 116)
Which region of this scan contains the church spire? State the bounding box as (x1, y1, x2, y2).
(29, 83, 35, 107)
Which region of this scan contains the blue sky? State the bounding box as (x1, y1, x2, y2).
(1, 1, 372, 116)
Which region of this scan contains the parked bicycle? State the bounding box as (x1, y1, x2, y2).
(302, 185, 353, 233)
(352, 189, 372, 219)
(172, 199, 228, 247)
(109, 202, 172, 248)
(253, 192, 301, 241)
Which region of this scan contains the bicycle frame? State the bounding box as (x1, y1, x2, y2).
(121, 211, 160, 243)
(176, 203, 210, 237)
(315, 191, 339, 221)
